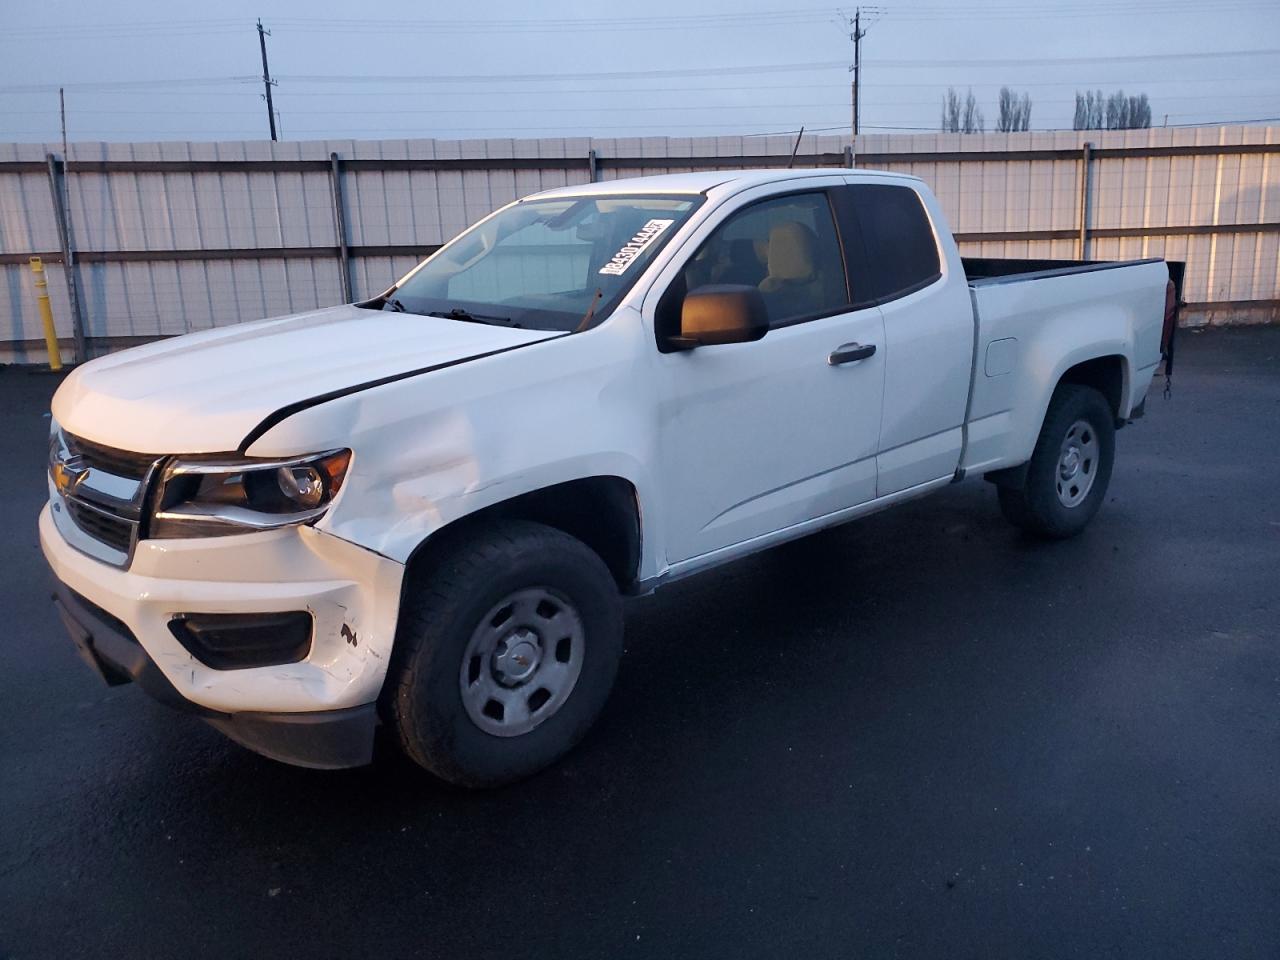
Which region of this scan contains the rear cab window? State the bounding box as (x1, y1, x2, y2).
(832, 183, 942, 306)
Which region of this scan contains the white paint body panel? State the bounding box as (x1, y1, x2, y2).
(41, 169, 1168, 717)
(963, 260, 1167, 474)
(655, 306, 885, 561)
(39, 505, 403, 713)
(865, 182, 975, 496)
(641, 177, 885, 562)
(51, 304, 559, 454)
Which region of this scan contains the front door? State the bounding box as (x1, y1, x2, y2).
(650, 187, 887, 565)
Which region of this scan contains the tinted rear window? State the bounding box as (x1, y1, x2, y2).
(834, 184, 941, 305)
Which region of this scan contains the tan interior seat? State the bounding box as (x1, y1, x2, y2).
(758, 222, 824, 318)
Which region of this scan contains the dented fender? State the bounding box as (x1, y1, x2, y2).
(244, 308, 668, 581)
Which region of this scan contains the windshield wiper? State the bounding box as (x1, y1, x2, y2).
(428, 307, 520, 328)
(384, 296, 407, 313)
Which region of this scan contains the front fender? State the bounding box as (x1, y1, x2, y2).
(243, 311, 668, 580)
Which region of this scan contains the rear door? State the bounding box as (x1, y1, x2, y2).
(834, 180, 974, 495)
(647, 182, 886, 565)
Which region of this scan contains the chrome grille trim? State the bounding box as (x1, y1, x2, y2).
(63, 433, 156, 481)
(64, 497, 135, 554)
(51, 430, 165, 567)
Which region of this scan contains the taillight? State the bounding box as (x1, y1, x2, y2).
(1161, 278, 1177, 358)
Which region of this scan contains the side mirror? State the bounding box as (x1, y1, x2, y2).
(669, 284, 769, 350)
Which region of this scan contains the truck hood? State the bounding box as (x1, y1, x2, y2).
(52, 304, 560, 454)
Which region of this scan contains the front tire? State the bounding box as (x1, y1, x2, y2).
(384, 520, 623, 788)
(998, 384, 1116, 539)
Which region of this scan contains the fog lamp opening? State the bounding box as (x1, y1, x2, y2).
(167, 611, 313, 670)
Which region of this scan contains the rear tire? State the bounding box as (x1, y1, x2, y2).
(384, 520, 623, 788)
(998, 384, 1116, 539)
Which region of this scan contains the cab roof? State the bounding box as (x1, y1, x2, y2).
(526, 167, 919, 202)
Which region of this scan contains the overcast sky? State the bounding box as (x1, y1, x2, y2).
(0, 0, 1277, 144)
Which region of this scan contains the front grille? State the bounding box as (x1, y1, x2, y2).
(63, 433, 156, 481)
(64, 497, 135, 554)
(54, 431, 165, 563)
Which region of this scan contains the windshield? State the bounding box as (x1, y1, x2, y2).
(382, 195, 702, 331)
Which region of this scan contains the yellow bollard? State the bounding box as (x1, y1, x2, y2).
(29, 257, 63, 371)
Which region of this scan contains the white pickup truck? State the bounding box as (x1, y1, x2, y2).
(41, 168, 1177, 786)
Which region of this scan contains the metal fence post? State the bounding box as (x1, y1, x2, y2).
(1078, 141, 1094, 260)
(587, 148, 598, 183)
(328, 152, 353, 302)
(45, 153, 87, 363)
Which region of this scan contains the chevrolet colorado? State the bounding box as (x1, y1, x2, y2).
(41, 168, 1176, 786)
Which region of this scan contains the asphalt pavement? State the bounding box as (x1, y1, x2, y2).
(2, 327, 1278, 959)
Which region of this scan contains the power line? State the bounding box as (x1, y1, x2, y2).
(0, 77, 256, 94)
(0, 75, 1269, 100)
(0, 0, 1272, 39)
(0, 63, 854, 97)
(869, 48, 1280, 67)
(9, 110, 1274, 137)
(2, 49, 1275, 96)
(259, 2, 1280, 31)
(7, 92, 1275, 117)
(260, 48, 1280, 88)
(273, 62, 852, 85)
(0, 122, 851, 137)
(2, 66, 1273, 98)
(0, 20, 246, 40)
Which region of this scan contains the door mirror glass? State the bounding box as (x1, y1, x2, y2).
(670, 284, 769, 349)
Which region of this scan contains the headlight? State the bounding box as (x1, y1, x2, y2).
(151, 449, 352, 538)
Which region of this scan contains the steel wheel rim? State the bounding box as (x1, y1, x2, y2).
(459, 587, 585, 738)
(1055, 418, 1099, 508)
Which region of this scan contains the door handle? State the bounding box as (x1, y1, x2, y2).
(828, 342, 877, 366)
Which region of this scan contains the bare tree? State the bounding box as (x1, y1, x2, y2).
(942, 88, 961, 132)
(961, 88, 985, 134)
(1105, 92, 1128, 129)
(1074, 90, 1105, 130)
(996, 87, 1032, 132)
(1076, 89, 1151, 130)
(1113, 92, 1151, 129)
(942, 87, 985, 134)
(1130, 94, 1152, 128)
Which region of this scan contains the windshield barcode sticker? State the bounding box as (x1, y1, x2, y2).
(598, 219, 675, 276)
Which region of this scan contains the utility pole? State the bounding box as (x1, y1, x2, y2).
(849, 8, 869, 138)
(257, 19, 278, 141)
(54, 87, 86, 363)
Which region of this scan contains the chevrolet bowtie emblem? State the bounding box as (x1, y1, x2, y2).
(52, 455, 88, 497)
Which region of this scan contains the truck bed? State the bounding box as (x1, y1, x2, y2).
(962, 256, 1182, 289)
(958, 255, 1174, 478)
(963, 255, 1183, 376)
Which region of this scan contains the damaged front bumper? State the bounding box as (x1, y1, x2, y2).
(39, 504, 405, 769)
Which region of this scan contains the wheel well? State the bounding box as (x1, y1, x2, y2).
(405, 476, 642, 591)
(1059, 355, 1125, 418)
